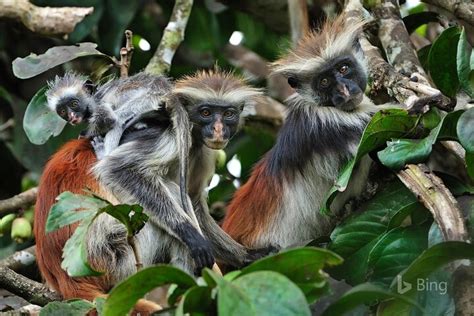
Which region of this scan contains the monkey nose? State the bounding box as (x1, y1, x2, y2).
(337, 84, 350, 98)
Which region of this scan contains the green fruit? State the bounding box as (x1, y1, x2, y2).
(0, 213, 17, 236)
(23, 208, 34, 225)
(216, 149, 227, 169)
(11, 217, 32, 243)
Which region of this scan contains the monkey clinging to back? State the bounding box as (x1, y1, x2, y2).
(45, 72, 170, 158)
(223, 15, 382, 249)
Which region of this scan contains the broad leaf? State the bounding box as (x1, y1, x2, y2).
(103, 266, 196, 316)
(428, 26, 461, 98)
(102, 204, 148, 236)
(456, 107, 474, 153)
(456, 28, 474, 98)
(176, 286, 214, 316)
(12, 43, 108, 79)
(217, 277, 255, 316)
(241, 247, 342, 303)
(321, 283, 422, 316)
(23, 86, 67, 145)
(40, 299, 94, 316)
(322, 109, 420, 212)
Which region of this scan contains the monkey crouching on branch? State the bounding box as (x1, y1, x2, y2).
(45, 72, 171, 158)
(222, 16, 380, 249)
(35, 70, 272, 309)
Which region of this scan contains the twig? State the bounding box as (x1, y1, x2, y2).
(0, 266, 60, 306)
(0, 0, 93, 37)
(145, 0, 194, 75)
(0, 187, 37, 217)
(0, 246, 36, 272)
(422, 0, 474, 27)
(127, 236, 143, 271)
(119, 30, 134, 78)
(288, 0, 309, 46)
(0, 118, 14, 133)
(397, 164, 468, 241)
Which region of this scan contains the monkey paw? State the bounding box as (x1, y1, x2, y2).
(189, 239, 215, 275)
(91, 136, 105, 159)
(243, 245, 280, 265)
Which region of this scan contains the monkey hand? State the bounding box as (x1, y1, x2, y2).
(242, 245, 280, 266)
(91, 136, 105, 160)
(188, 235, 215, 275)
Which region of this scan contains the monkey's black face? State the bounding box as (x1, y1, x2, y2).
(189, 102, 241, 150)
(56, 97, 89, 125)
(287, 55, 367, 112)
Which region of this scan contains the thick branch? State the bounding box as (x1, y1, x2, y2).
(145, 0, 193, 75)
(397, 164, 468, 241)
(0, 0, 93, 36)
(0, 187, 37, 216)
(288, 0, 309, 45)
(422, 0, 474, 27)
(0, 246, 36, 272)
(0, 266, 60, 306)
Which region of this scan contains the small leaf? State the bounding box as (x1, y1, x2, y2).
(321, 283, 422, 316)
(176, 286, 214, 316)
(102, 204, 148, 236)
(103, 265, 196, 316)
(456, 107, 474, 153)
(12, 43, 109, 79)
(418, 45, 432, 72)
(428, 26, 462, 98)
(230, 272, 311, 316)
(40, 299, 95, 316)
(457, 28, 474, 98)
(23, 86, 66, 145)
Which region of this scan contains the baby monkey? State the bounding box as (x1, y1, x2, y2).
(46, 72, 171, 158)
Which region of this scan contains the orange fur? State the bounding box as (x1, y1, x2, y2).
(34, 139, 160, 313)
(222, 158, 282, 247)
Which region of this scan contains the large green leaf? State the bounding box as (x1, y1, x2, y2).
(322, 109, 420, 212)
(23, 86, 67, 145)
(12, 43, 109, 79)
(220, 272, 311, 316)
(176, 286, 214, 316)
(378, 110, 464, 170)
(456, 28, 474, 98)
(428, 26, 461, 98)
(367, 225, 429, 286)
(103, 266, 196, 316)
(40, 299, 94, 316)
(321, 283, 422, 316)
(241, 247, 342, 303)
(456, 107, 474, 153)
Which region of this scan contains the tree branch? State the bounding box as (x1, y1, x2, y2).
(119, 30, 134, 78)
(145, 0, 194, 75)
(0, 266, 60, 306)
(422, 0, 474, 27)
(397, 164, 468, 241)
(0, 0, 93, 37)
(0, 246, 36, 272)
(288, 0, 309, 45)
(0, 187, 37, 217)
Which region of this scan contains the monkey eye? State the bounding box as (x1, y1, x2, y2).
(287, 76, 299, 88)
(223, 110, 236, 119)
(339, 64, 349, 74)
(320, 78, 329, 87)
(200, 109, 211, 117)
(59, 109, 66, 116)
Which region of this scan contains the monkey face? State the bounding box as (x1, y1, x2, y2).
(189, 102, 241, 150)
(287, 55, 367, 112)
(56, 97, 89, 125)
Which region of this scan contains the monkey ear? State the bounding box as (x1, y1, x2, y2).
(84, 80, 96, 95)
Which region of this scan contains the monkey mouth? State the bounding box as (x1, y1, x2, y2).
(339, 93, 364, 112)
(204, 139, 229, 150)
(70, 117, 83, 125)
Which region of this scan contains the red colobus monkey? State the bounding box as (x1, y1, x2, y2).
(222, 16, 378, 249)
(34, 70, 270, 312)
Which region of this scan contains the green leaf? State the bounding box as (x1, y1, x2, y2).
(241, 247, 342, 303)
(418, 45, 431, 71)
(456, 107, 474, 153)
(403, 12, 439, 34)
(322, 109, 420, 212)
(217, 277, 255, 316)
(102, 204, 148, 236)
(224, 272, 311, 316)
(321, 283, 422, 316)
(103, 266, 196, 316)
(12, 43, 109, 79)
(466, 152, 474, 181)
(46, 192, 108, 233)
(428, 26, 462, 98)
(367, 225, 429, 286)
(436, 172, 474, 196)
(391, 241, 474, 294)
(457, 28, 474, 98)
(176, 286, 214, 316)
(40, 299, 94, 316)
(22, 86, 66, 145)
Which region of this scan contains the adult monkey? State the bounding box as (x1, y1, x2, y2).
(34, 70, 270, 311)
(222, 16, 381, 249)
